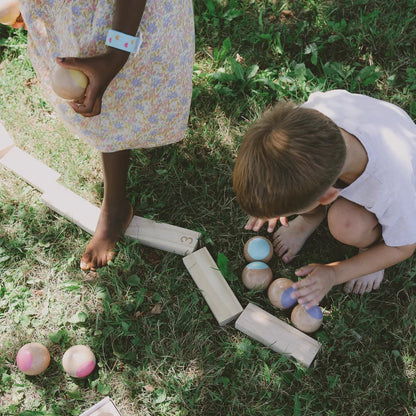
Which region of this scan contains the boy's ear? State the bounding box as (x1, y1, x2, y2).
(318, 187, 339, 206)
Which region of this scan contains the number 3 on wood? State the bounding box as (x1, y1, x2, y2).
(180, 236, 194, 244)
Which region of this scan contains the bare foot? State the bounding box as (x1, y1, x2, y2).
(343, 269, 384, 294)
(80, 199, 133, 271)
(273, 207, 326, 263)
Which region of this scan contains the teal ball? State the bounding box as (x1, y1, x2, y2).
(244, 236, 273, 263)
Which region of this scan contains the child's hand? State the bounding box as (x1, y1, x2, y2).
(291, 263, 337, 309)
(56, 49, 129, 117)
(244, 216, 288, 233)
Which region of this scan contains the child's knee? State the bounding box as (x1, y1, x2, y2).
(328, 198, 380, 247)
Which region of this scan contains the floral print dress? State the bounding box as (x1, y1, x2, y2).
(19, 0, 195, 152)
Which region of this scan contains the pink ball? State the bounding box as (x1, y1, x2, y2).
(16, 343, 50, 376)
(62, 345, 96, 378)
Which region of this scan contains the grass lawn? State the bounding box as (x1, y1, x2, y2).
(1, 1, 416, 415)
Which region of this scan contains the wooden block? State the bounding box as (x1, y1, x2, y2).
(125, 215, 200, 255)
(41, 183, 99, 234)
(79, 396, 122, 416)
(0, 122, 14, 158)
(0, 146, 60, 193)
(235, 303, 321, 367)
(42, 183, 200, 255)
(183, 247, 243, 326)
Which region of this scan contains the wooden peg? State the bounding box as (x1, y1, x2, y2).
(235, 303, 321, 367)
(183, 247, 243, 326)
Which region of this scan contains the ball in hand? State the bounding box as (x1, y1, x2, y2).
(62, 345, 96, 378)
(291, 304, 323, 333)
(243, 236, 273, 263)
(51, 66, 88, 100)
(267, 277, 297, 310)
(0, 0, 20, 25)
(242, 261, 273, 290)
(16, 342, 51, 376)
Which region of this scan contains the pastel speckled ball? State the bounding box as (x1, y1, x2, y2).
(0, 0, 20, 25)
(51, 66, 88, 100)
(62, 345, 96, 378)
(243, 236, 273, 263)
(291, 304, 323, 333)
(16, 343, 51, 376)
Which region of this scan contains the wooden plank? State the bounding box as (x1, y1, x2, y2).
(125, 215, 200, 256)
(42, 183, 200, 255)
(0, 146, 61, 193)
(41, 183, 99, 234)
(79, 396, 122, 416)
(235, 303, 321, 367)
(0, 122, 14, 158)
(183, 247, 243, 326)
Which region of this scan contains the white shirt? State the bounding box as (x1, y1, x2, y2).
(302, 89, 416, 246)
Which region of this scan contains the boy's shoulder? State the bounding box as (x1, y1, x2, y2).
(302, 89, 415, 132)
(302, 89, 380, 112)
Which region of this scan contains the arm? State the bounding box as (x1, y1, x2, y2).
(292, 241, 416, 309)
(57, 0, 147, 117)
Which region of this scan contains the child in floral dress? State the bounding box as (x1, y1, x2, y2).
(9, 0, 194, 270)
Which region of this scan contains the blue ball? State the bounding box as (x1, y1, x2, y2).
(306, 305, 323, 320)
(244, 236, 273, 263)
(280, 286, 297, 309)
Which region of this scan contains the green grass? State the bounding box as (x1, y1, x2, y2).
(1, 1, 416, 415)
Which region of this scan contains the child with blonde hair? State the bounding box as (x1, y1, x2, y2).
(234, 90, 416, 308)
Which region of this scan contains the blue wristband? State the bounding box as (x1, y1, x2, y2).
(105, 29, 143, 54)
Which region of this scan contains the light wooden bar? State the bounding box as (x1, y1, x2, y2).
(0, 121, 14, 158)
(0, 122, 200, 255)
(235, 303, 321, 367)
(183, 247, 243, 326)
(0, 146, 61, 193)
(125, 215, 200, 255)
(42, 183, 200, 255)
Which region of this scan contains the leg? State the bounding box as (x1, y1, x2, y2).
(80, 149, 133, 271)
(273, 205, 326, 263)
(327, 197, 383, 294)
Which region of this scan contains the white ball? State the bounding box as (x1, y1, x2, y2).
(16, 342, 50, 376)
(51, 66, 88, 100)
(62, 345, 96, 378)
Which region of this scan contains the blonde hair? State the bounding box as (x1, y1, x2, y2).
(233, 101, 346, 218)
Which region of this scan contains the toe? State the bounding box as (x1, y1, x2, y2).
(276, 243, 288, 258)
(106, 250, 115, 264)
(358, 282, 368, 295)
(365, 283, 373, 293)
(343, 280, 355, 294)
(80, 256, 92, 271)
(282, 253, 294, 263)
(353, 282, 363, 294)
(80, 251, 97, 271)
(372, 272, 384, 290)
(372, 280, 381, 290)
(282, 248, 297, 263)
